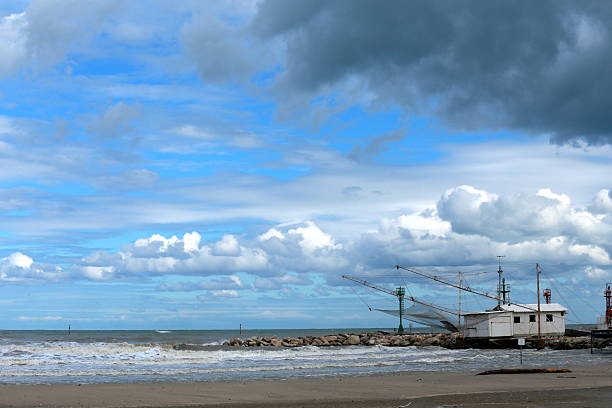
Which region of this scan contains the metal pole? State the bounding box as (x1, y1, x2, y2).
(458, 272, 462, 333)
(536, 263, 543, 349)
(520, 345, 523, 365)
(397, 287, 405, 333)
(497, 255, 505, 307)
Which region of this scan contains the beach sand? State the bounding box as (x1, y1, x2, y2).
(0, 364, 611, 407)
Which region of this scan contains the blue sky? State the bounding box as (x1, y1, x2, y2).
(0, 0, 611, 329)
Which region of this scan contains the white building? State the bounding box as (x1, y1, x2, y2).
(462, 303, 567, 338)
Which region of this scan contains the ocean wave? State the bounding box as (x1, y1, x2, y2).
(0, 338, 604, 385)
(0, 342, 470, 368)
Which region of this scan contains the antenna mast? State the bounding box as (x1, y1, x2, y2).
(496, 255, 510, 305)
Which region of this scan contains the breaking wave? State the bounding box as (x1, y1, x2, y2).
(0, 332, 607, 385)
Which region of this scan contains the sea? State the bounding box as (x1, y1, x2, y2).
(0, 329, 609, 385)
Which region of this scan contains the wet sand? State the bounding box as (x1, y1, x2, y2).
(0, 364, 611, 407)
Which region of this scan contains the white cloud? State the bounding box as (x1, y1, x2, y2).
(130, 232, 200, 259)
(6, 252, 33, 268)
(392, 211, 451, 239)
(81, 265, 116, 281)
(0, 252, 66, 282)
(585, 266, 610, 280)
(0, 12, 28, 77)
(252, 273, 312, 292)
(158, 275, 243, 291)
(31, 186, 609, 292)
(18, 315, 63, 321)
(288, 222, 342, 253)
(173, 125, 215, 140)
(537, 188, 571, 207)
(436, 185, 612, 246)
(80, 231, 269, 279)
(590, 189, 612, 214)
(212, 234, 241, 256)
(210, 289, 238, 298)
(0, 0, 118, 77)
(258, 228, 284, 241)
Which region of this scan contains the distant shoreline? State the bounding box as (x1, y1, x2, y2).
(1, 364, 611, 407)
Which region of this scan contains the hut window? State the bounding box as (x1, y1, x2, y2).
(546, 314, 553, 322)
(529, 315, 536, 322)
(514, 316, 521, 323)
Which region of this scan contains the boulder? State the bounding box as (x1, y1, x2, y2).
(345, 335, 361, 345)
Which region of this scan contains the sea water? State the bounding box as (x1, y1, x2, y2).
(0, 329, 608, 385)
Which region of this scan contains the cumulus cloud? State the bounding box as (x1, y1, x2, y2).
(590, 189, 612, 214)
(437, 185, 610, 246)
(185, 0, 612, 145)
(54, 186, 608, 298)
(0, 252, 66, 281)
(212, 234, 241, 256)
(79, 231, 269, 279)
(81, 265, 116, 281)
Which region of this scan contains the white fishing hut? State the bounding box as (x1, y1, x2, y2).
(462, 303, 567, 338)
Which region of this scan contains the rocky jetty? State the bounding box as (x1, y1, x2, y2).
(224, 332, 461, 348)
(222, 332, 608, 350)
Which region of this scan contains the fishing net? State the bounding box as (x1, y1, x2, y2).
(374, 303, 459, 332)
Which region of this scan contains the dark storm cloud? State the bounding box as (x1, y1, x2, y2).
(192, 0, 612, 145)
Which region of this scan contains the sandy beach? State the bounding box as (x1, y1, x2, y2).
(0, 364, 610, 407)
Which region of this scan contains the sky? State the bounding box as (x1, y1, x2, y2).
(0, 0, 611, 330)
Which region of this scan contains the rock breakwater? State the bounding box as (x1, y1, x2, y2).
(221, 332, 606, 350)
(223, 332, 460, 348)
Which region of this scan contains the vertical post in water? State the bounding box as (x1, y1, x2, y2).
(68, 324, 70, 335)
(396, 287, 405, 334)
(239, 323, 242, 335)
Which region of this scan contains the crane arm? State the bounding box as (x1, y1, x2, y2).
(341, 275, 397, 296)
(341, 274, 459, 316)
(395, 265, 539, 313)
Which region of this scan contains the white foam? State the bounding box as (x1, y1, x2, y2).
(0, 340, 594, 384)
